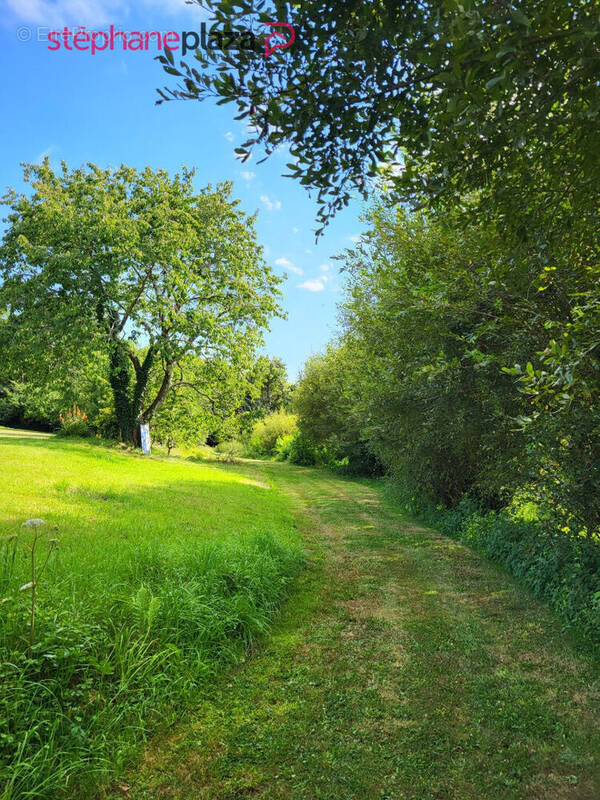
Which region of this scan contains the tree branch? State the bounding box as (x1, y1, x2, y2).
(141, 361, 174, 423)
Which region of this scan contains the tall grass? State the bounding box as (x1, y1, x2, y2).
(0, 433, 303, 799)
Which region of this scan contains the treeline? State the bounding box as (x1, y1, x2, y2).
(288, 201, 600, 646)
(174, 0, 600, 650)
(0, 354, 293, 452)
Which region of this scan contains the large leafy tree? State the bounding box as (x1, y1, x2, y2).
(0, 162, 282, 444)
(320, 200, 599, 526)
(158, 0, 599, 232)
(333, 205, 541, 505)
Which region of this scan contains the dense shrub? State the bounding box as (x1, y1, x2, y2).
(94, 406, 120, 440)
(286, 432, 328, 467)
(293, 348, 382, 475)
(57, 405, 91, 437)
(248, 410, 298, 457)
(333, 441, 385, 477)
(466, 517, 600, 647)
(274, 433, 296, 461)
(0, 392, 19, 427)
(0, 384, 57, 432)
(214, 439, 245, 461)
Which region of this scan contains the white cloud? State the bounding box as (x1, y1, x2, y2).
(298, 278, 326, 292)
(6, 0, 117, 25)
(5, 0, 206, 26)
(224, 131, 234, 142)
(319, 263, 331, 273)
(349, 234, 362, 244)
(260, 194, 281, 212)
(240, 170, 255, 182)
(275, 257, 302, 276)
(292, 226, 300, 234)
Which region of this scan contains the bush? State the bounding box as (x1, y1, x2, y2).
(274, 433, 295, 461)
(287, 432, 327, 466)
(248, 410, 298, 457)
(57, 405, 91, 437)
(333, 441, 385, 477)
(0, 393, 18, 426)
(94, 407, 120, 440)
(214, 439, 245, 462)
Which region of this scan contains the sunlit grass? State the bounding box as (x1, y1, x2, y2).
(0, 430, 302, 799)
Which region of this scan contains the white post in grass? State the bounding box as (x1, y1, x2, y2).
(140, 423, 151, 454)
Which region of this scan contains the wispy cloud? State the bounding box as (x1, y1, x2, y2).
(298, 277, 327, 292)
(319, 262, 331, 273)
(275, 257, 302, 276)
(240, 170, 255, 182)
(348, 234, 362, 244)
(260, 194, 281, 212)
(6, 0, 117, 25)
(224, 131, 234, 142)
(5, 0, 205, 26)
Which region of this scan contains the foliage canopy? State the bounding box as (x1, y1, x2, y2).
(0, 162, 282, 443)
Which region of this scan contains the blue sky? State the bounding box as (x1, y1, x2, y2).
(0, 0, 366, 379)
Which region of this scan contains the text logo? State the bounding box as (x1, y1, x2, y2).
(264, 22, 295, 58)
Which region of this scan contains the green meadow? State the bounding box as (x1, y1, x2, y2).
(1, 430, 599, 799)
(0, 429, 302, 799)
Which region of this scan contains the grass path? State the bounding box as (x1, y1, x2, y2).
(112, 461, 600, 800)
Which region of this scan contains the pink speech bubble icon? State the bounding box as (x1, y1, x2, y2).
(265, 21, 295, 59)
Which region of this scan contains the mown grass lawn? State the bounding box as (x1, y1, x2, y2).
(2, 430, 600, 800)
(0, 429, 302, 799)
(121, 464, 600, 800)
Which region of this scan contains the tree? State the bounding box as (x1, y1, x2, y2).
(159, 0, 600, 513)
(330, 204, 536, 504)
(152, 388, 204, 455)
(293, 345, 381, 474)
(0, 333, 113, 433)
(157, 1, 600, 233)
(294, 347, 351, 449)
(0, 162, 282, 444)
(154, 352, 263, 452)
(239, 356, 292, 424)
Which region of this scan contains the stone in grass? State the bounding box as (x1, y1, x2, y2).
(21, 518, 46, 527)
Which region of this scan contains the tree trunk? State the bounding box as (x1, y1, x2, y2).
(140, 362, 174, 425)
(132, 347, 156, 422)
(107, 338, 172, 448)
(108, 340, 134, 443)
